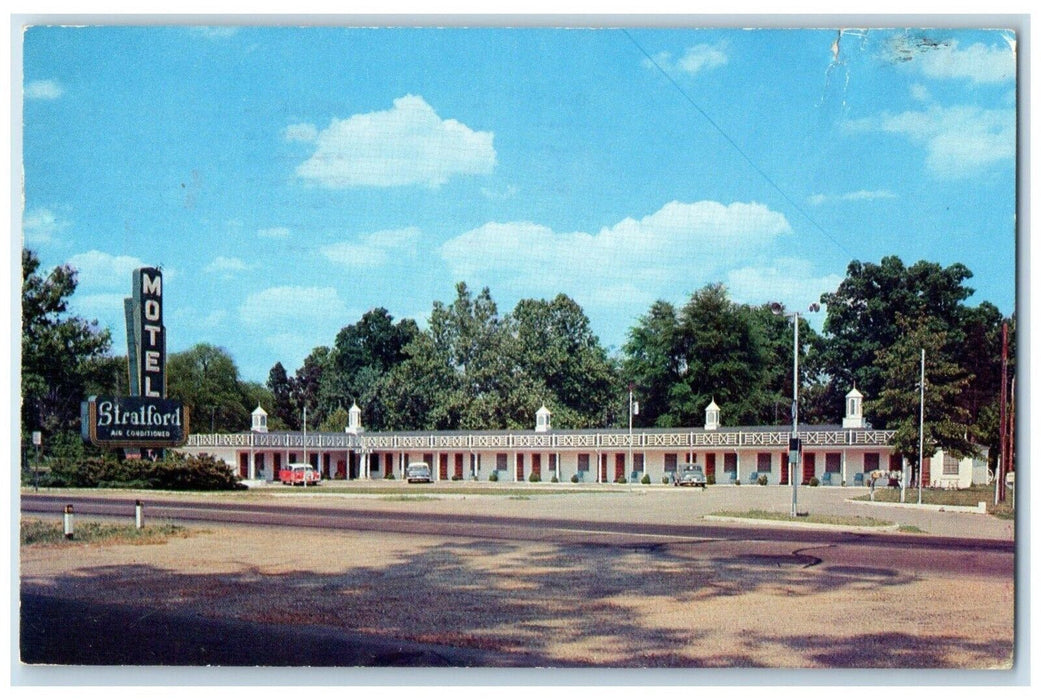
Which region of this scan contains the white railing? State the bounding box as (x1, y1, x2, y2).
(185, 426, 896, 452)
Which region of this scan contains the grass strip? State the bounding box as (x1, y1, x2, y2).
(21, 518, 191, 546)
(711, 509, 893, 528)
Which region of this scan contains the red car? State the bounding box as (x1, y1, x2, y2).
(279, 463, 321, 486)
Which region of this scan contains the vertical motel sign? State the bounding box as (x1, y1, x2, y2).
(81, 266, 187, 449)
(125, 267, 166, 398)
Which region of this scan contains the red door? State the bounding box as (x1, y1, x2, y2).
(615, 454, 626, 482)
(803, 453, 815, 485)
(516, 454, 525, 481)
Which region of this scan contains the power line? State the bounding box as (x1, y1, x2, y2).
(621, 29, 855, 259)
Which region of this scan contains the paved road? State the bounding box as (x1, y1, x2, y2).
(20, 492, 1014, 578)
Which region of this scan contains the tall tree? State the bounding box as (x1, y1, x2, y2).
(327, 308, 419, 429)
(267, 362, 297, 430)
(167, 344, 251, 433)
(867, 314, 975, 474)
(21, 249, 112, 436)
(819, 256, 974, 413)
(622, 300, 683, 427)
(508, 294, 620, 428)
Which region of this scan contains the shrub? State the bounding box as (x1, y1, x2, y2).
(707, 474, 716, 485)
(384, 472, 395, 479)
(146, 453, 245, 491)
(735, 479, 741, 486)
(571, 474, 579, 483)
(528, 472, 541, 483)
(809, 477, 820, 487)
(451, 474, 462, 481)
(489, 470, 499, 482)
(640, 474, 651, 485)
(662, 476, 671, 484)
(757, 474, 768, 486)
(551, 475, 559, 483)
(614, 475, 627, 484)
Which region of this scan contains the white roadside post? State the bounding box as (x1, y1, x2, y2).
(63, 504, 74, 540)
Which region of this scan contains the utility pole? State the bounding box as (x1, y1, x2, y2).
(998, 322, 1008, 503)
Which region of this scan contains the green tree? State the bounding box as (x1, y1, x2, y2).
(819, 256, 974, 414)
(508, 294, 620, 428)
(22, 249, 113, 437)
(291, 346, 331, 429)
(327, 308, 419, 429)
(167, 344, 251, 432)
(868, 315, 975, 476)
(267, 361, 297, 430)
(622, 300, 683, 427)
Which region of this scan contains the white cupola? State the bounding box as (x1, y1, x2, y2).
(705, 399, 720, 431)
(251, 405, 268, 433)
(843, 386, 864, 429)
(535, 404, 552, 433)
(346, 402, 363, 434)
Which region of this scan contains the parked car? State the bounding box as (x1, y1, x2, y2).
(279, 462, 321, 486)
(675, 464, 707, 488)
(406, 462, 432, 483)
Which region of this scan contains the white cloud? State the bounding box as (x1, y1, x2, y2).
(239, 286, 348, 328)
(915, 40, 1015, 85)
(645, 43, 728, 76)
(725, 260, 844, 311)
(23, 207, 66, 245)
(808, 190, 897, 206)
(321, 227, 421, 268)
(295, 95, 496, 188)
(258, 227, 291, 239)
(440, 200, 791, 307)
(909, 83, 931, 102)
(25, 79, 63, 100)
(239, 286, 354, 370)
(850, 105, 1014, 178)
(67, 250, 149, 290)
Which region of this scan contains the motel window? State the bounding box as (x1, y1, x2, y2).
(723, 453, 737, 473)
(757, 453, 772, 472)
(864, 453, 880, 472)
(825, 453, 841, 473)
(578, 454, 590, 472)
(634, 454, 644, 472)
(943, 454, 960, 475)
(664, 454, 678, 472)
(496, 453, 508, 471)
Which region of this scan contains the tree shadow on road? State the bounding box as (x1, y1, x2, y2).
(20, 536, 1012, 668)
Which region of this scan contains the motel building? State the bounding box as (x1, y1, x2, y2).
(178, 387, 989, 490)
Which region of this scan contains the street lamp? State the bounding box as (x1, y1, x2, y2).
(771, 301, 821, 518)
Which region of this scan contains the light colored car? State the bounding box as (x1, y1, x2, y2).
(675, 464, 707, 488)
(406, 462, 432, 483)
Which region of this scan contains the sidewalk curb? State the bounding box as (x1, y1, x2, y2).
(703, 514, 901, 533)
(846, 499, 989, 515)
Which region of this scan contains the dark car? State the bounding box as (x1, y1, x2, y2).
(675, 464, 707, 488)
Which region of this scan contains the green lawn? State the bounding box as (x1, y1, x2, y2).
(853, 485, 1015, 519)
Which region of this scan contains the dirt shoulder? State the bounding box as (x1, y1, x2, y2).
(19, 487, 1016, 671)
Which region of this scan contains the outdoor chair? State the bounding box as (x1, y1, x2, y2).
(853, 473, 865, 486)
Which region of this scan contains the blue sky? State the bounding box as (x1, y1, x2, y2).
(20, 24, 1017, 383)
